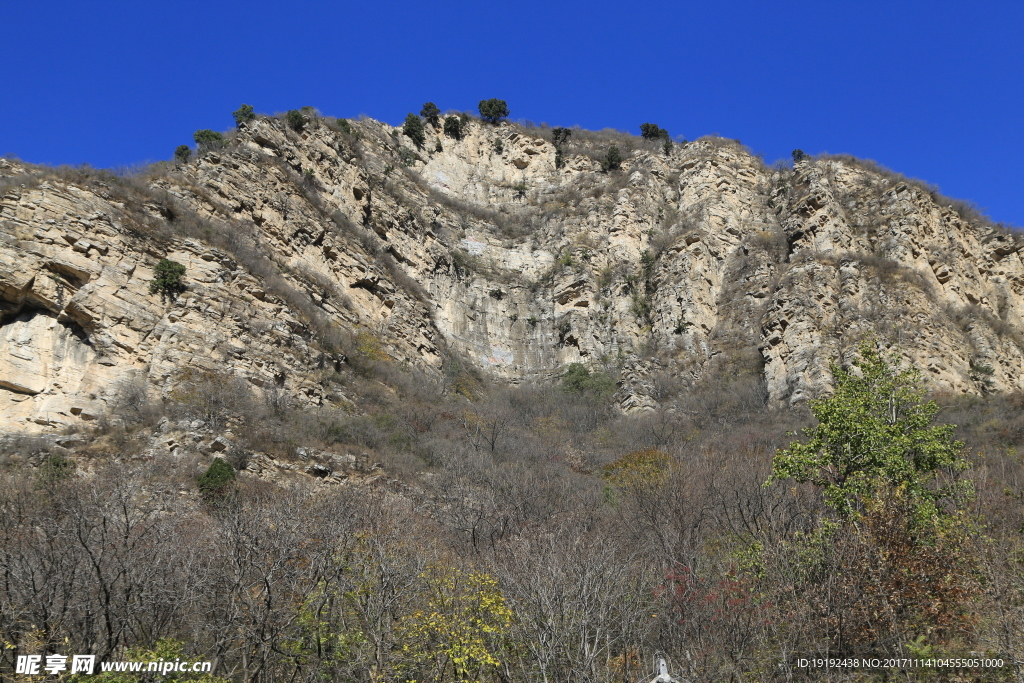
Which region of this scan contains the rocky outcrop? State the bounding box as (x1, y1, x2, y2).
(2, 115, 1023, 433)
(0, 166, 384, 431)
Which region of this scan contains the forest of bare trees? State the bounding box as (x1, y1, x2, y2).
(3, 345, 1024, 683)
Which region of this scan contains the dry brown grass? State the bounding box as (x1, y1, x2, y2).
(821, 153, 1003, 227)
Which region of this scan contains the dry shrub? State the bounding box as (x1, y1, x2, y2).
(852, 251, 935, 295)
(110, 376, 162, 427)
(759, 494, 979, 656)
(822, 154, 1002, 227)
(747, 227, 788, 260)
(944, 302, 1024, 347)
(170, 368, 255, 431)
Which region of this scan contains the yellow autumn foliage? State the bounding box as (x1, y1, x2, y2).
(600, 447, 674, 489)
(396, 567, 513, 683)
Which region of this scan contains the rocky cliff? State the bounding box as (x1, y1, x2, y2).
(2, 112, 1023, 433)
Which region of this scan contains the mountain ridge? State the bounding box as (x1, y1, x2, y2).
(2, 110, 1022, 433)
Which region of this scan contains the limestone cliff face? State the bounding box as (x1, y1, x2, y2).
(2, 113, 1022, 433)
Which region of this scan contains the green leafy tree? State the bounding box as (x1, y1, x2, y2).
(561, 363, 616, 399)
(420, 102, 441, 128)
(174, 145, 192, 164)
(600, 145, 623, 172)
(443, 115, 463, 140)
(477, 98, 509, 124)
(232, 103, 256, 128)
(768, 339, 968, 521)
(792, 148, 807, 163)
(766, 340, 977, 652)
(149, 259, 186, 297)
(192, 129, 223, 150)
(197, 457, 236, 498)
(403, 113, 425, 149)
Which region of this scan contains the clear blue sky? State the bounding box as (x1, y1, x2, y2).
(3, 0, 1022, 226)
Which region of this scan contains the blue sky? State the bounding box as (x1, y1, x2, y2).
(3, 0, 1022, 226)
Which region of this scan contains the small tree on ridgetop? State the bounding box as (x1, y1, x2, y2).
(443, 115, 463, 140)
(174, 145, 191, 164)
(478, 98, 509, 124)
(232, 103, 256, 128)
(552, 127, 572, 169)
(403, 113, 425, 149)
(286, 109, 307, 132)
(792, 149, 807, 163)
(420, 102, 441, 128)
(600, 145, 623, 172)
(640, 123, 673, 155)
(640, 122, 669, 140)
(193, 129, 223, 151)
